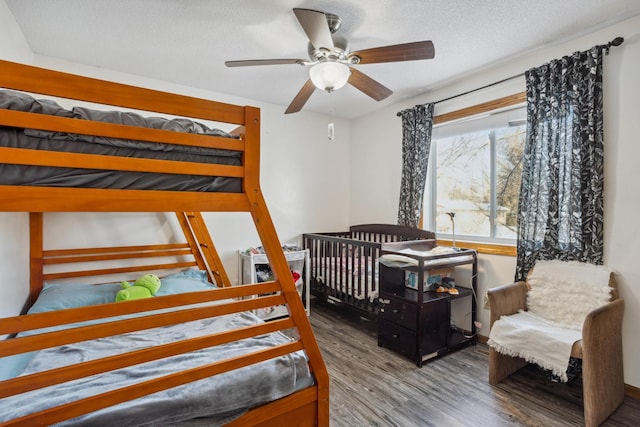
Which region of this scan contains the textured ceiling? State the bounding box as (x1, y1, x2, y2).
(6, 0, 640, 118)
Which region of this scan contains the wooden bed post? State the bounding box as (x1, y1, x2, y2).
(242, 106, 330, 425)
(175, 211, 231, 287)
(29, 212, 44, 306)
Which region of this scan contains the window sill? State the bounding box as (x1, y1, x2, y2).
(436, 239, 516, 257)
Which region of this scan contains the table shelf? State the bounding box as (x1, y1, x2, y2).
(377, 240, 478, 367)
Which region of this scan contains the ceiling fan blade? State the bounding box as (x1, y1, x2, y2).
(348, 68, 393, 101)
(293, 8, 334, 51)
(285, 79, 316, 114)
(349, 41, 435, 64)
(225, 59, 305, 67)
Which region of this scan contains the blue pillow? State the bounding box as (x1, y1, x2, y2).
(28, 282, 122, 314)
(0, 352, 36, 381)
(29, 270, 215, 313)
(11, 282, 121, 378)
(156, 269, 216, 296)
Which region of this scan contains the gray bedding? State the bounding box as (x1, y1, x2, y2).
(0, 311, 313, 426)
(0, 90, 243, 193)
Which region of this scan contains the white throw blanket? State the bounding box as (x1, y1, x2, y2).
(488, 260, 612, 382)
(488, 310, 581, 381)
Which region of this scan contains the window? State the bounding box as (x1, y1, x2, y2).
(424, 103, 526, 244)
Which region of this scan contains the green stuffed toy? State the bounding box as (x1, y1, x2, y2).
(115, 273, 162, 302)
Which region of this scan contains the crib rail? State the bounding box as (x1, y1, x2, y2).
(304, 233, 381, 315)
(303, 225, 435, 316)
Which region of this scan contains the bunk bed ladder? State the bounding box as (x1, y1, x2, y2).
(175, 212, 231, 287)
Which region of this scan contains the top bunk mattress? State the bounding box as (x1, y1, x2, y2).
(0, 90, 243, 193)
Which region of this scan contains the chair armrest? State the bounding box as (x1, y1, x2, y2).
(582, 298, 625, 355)
(488, 281, 528, 327)
(581, 298, 625, 426)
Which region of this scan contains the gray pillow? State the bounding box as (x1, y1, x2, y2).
(72, 106, 238, 138)
(0, 90, 73, 117)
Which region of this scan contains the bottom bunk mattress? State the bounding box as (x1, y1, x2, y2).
(0, 272, 313, 426)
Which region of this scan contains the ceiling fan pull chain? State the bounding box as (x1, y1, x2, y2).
(327, 98, 336, 141)
(328, 102, 335, 141)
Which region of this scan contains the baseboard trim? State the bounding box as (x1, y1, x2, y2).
(477, 334, 638, 398)
(625, 383, 640, 399)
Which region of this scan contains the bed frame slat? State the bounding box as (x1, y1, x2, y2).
(0, 317, 296, 399)
(42, 249, 194, 264)
(0, 109, 246, 151)
(44, 243, 191, 257)
(42, 261, 199, 280)
(0, 186, 252, 212)
(0, 282, 282, 336)
(1, 146, 244, 178)
(1, 295, 285, 356)
(0, 60, 246, 124)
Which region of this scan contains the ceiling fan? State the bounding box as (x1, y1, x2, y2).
(225, 8, 435, 114)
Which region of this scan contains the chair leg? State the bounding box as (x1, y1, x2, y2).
(489, 348, 528, 385)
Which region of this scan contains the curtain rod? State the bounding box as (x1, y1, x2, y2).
(431, 72, 524, 106)
(398, 36, 624, 115)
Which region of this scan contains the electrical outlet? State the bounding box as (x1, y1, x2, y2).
(483, 294, 490, 309)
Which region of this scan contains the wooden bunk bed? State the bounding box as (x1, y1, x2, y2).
(0, 60, 328, 426)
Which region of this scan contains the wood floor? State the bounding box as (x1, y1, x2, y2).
(309, 299, 640, 427)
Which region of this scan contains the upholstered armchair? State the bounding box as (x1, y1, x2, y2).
(487, 261, 625, 427)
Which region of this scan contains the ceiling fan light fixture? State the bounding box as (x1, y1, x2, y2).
(309, 61, 351, 92)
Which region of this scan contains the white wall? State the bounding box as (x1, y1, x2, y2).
(603, 16, 640, 390)
(0, 1, 33, 319)
(351, 14, 640, 388)
(0, 0, 31, 64)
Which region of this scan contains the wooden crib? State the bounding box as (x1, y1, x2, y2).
(0, 60, 328, 426)
(303, 224, 435, 316)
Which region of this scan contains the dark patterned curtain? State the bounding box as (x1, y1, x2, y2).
(397, 103, 434, 227)
(515, 45, 605, 281)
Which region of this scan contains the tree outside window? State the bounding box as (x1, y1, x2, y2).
(426, 110, 525, 243)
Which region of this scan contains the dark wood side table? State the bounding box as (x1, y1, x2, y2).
(377, 240, 478, 367)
